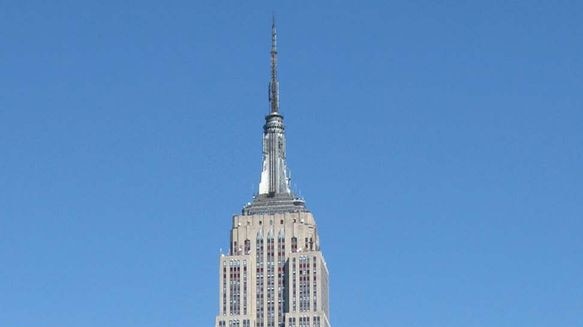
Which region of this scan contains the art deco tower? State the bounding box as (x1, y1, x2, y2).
(215, 21, 331, 327)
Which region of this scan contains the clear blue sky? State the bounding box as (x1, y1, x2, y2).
(1, 1, 582, 326)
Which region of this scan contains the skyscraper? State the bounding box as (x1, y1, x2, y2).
(214, 21, 331, 327)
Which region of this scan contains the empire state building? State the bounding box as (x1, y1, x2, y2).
(214, 21, 331, 327)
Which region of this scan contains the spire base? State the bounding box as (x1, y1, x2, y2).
(243, 193, 308, 215)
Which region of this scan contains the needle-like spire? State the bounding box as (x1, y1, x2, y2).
(258, 17, 290, 197)
(243, 18, 308, 215)
(269, 16, 279, 113)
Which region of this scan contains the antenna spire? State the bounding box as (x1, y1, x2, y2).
(269, 16, 279, 113)
(243, 19, 310, 215)
(257, 18, 290, 197)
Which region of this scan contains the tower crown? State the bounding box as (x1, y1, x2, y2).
(243, 19, 308, 215)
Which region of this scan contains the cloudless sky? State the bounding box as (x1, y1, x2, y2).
(1, 1, 582, 326)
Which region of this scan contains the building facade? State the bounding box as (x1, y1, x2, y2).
(215, 21, 331, 327)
